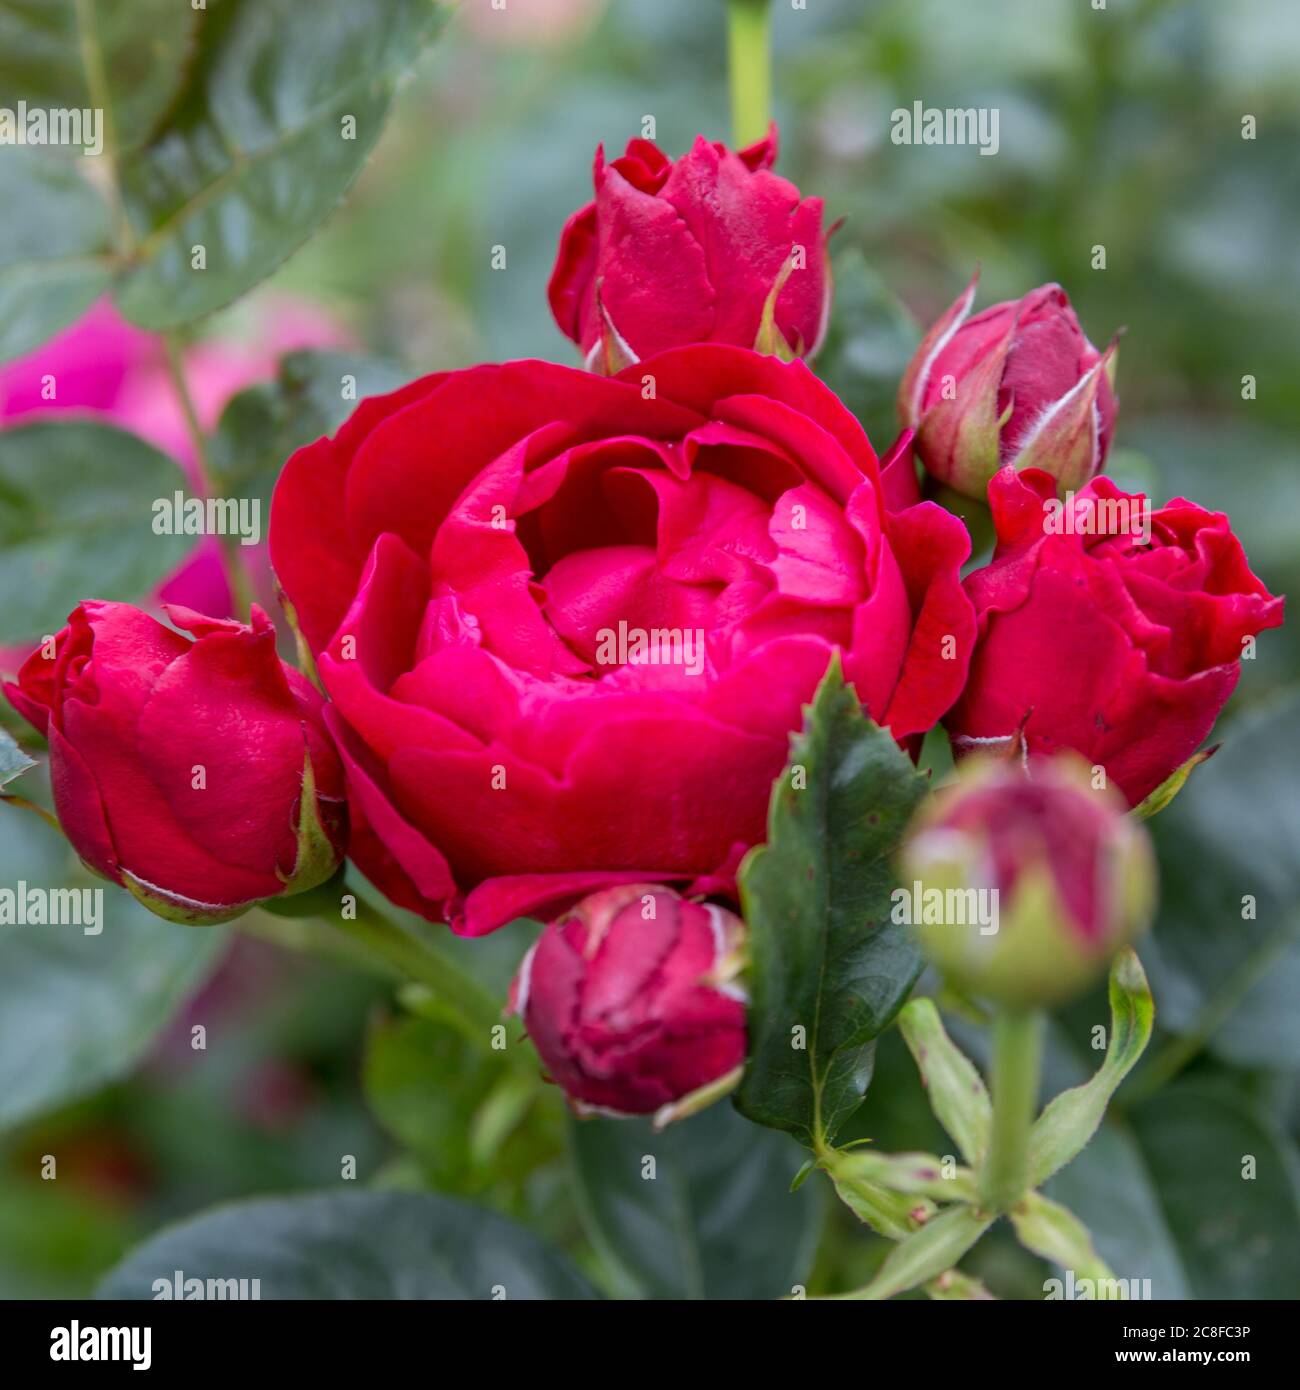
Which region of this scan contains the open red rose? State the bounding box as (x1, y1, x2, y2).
(946, 467, 1284, 806)
(548, 125, 831, 370)
(4, 603, 346, 923)
(270, 346, 974, 935)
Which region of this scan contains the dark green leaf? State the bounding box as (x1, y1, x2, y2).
(0, 149, 113, 364)
(0, 420, 194, 644)
(0, 772, 227, 1130)
(1144, 689, 1300, 1068)
(735, 657, 928, 1147)
(568, 1102, 823, 1300)
(96, 1190, 597, 1299)
(1126, 1079, 1300, 1300)
(1044, 1121, 1191, 1299)
(113, 0, 444, 328)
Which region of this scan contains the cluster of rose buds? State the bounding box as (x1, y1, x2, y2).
(3, 126, 1283, 1120)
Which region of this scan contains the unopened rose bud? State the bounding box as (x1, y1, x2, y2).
(4, 602, 346, 923)
(548, 125, 831, 370)
(509, 885, 747, 1120)
(898, 757, 1154, 1007)
(899, 275, 1117, 500)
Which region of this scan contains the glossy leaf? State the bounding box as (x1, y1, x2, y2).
(0, 777, 226, 1130)
(735, 658, 928, 1147)
(97, 1190, 596, 1299)
(1144, 689, 1300, 1068)
(0, 420, 193, 644)
(113, 0, 444, 328)
(1126, 1079, 1300, 1300)
(568, 1102, 822, 1300)
(0, 149, 113, 364)
(0, 0, 198, 153)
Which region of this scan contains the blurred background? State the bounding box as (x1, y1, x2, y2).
(1, 0, 1297, 1299)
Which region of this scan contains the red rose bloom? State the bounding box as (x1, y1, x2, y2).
(270, 345, 974, 935)
(548, 126, 831, 370)
(509, 884, 747, 1117)
(946, 467, 1284, 806)
(4, 603, 346, 922)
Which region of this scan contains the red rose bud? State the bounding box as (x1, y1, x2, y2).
(946, 467, 1284, 807)
(509, 885, 747, 1121)
(548, 125, 831, 370)
(4, 602, 346, 924)
(900, 757, 1155, 1007)
(899, 274, 1118, 499)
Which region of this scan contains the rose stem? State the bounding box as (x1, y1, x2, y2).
(161, 333, 255, 621)
(726, 0, 773, 147)
(979, 1005, 1043, 1214)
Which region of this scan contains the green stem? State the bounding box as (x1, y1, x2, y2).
(979, 1007, 1043, 1214)
(726, 0, 773, 147)
(162, 334, 254, 619)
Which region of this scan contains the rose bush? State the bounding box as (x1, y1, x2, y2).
(945, 467, 1284, 805)
(4, 602, 346, 923)
(548, 126, 831, 369)
(269, 345, 975, 935)
(899, 276, 1117, 499)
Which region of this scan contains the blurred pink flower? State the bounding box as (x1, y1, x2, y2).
(461, 0, 605, 47)
(0, 296, 347, 674)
